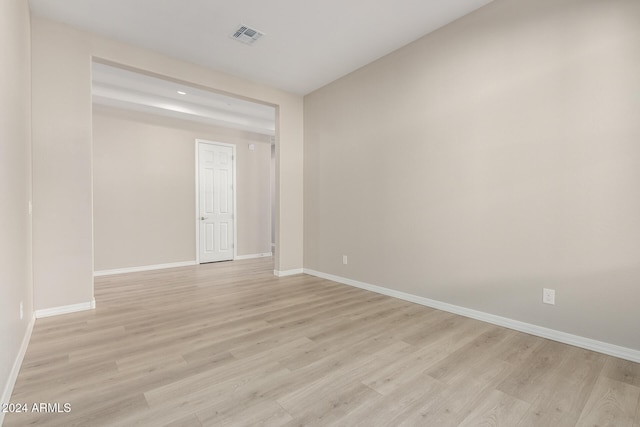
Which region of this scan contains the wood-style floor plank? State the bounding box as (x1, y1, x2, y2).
(5, 257, 640, 426)
(457, 389, 530, 427)
(575, 375, 640, 427)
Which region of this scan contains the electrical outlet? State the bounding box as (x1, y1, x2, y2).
(543, 288, 555, 305)
(20, 302, 24, 320)
(342, 255, 348, 265)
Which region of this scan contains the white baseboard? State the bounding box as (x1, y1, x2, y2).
(35, 299, 96, 319)
(94, 261, 197, 277)
(1, 314, 35, 425)
(274, 268, 304, 277)
(303, 269, 640, 363)
(236, 252, 273, 260)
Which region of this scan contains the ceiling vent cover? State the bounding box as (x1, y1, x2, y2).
(231, 25, 264, 45)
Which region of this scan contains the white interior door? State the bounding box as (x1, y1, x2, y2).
(198, 141, 235, 263)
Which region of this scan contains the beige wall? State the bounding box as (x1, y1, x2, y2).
(32, 15, 94, 310)
(31, 17, 303, 311)
(92, 106, 272, 270)
(304, 0, 640, 350)
(0, 0, 32, 410)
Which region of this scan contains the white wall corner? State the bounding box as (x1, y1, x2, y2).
(303, 269, 640, 364)
(1, 315, 36, 425)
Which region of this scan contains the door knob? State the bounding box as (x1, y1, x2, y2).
(200, 216, 207, 220)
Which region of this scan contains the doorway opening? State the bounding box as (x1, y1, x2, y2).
(91, 60, 276, 273)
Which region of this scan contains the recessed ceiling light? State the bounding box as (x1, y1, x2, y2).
(177, 91, 186, 95)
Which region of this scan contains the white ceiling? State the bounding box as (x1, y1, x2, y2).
(92, 62, 276, 136)
(29, 0, 493, 95)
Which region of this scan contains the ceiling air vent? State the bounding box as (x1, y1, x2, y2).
(231, 25, 264, 45)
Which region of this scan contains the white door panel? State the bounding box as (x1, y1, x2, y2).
(198, 142, 235, 263)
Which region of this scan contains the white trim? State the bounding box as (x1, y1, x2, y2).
(274, 268, 304, 277)
(94, 261, 196, 277)
(1, 315, 35, 426)
(236, 252, 273, 260)
(195, 140, 200, 263)
(303, 269, 640, 363)
(34, 299, 96, 319)
(195, 139, 237, 264)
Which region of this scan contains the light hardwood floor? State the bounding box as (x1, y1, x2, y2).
(5, 257, 640, 426)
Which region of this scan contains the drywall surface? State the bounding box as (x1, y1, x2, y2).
(0, 0, 33, 414)
(93, 106, 272, 270)
(304, 0, 640, 350)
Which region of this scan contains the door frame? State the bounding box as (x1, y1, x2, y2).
(195, 139, 238, 264)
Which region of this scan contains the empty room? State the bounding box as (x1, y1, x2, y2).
(2, 0, 639, 426)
